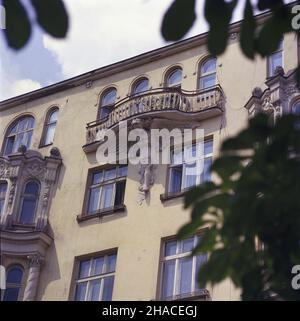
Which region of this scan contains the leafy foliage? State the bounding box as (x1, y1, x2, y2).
(179, 113, 300, 300)
(162, 0, 300, 83)
(2, 0, 68, 49)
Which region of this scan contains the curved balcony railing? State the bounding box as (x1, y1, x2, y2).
(86, 85, 224, 145)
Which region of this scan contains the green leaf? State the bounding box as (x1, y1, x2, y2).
(255, 8, 292, 57)
(2, 0, 31, 49)
(205, 0, 237, 55)
(161, 0, 196, 41)
(257, 0, 284, 11)
(240, 0, 256, 59)
(31, 0, 69, 38)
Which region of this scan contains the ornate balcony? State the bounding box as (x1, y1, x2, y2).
(84, 86, 225, 151)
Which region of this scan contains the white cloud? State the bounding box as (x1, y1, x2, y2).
(0, 79, 41, 101)
(42, 0, 209, 79)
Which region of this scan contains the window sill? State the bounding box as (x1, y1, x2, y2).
(160, 188, 192, 202)
(76, 204, 126, 223)
(158, 289, 211, 302)
(39, 142, 53, 149)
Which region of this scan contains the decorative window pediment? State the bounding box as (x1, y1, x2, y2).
(245, 68, 300, 121)
(0, 147, 62, 231)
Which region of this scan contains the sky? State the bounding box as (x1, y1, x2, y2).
(0, 0, 292, 102)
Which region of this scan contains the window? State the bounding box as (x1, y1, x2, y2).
(3, 266, 23, 301)
(268, 40, 283, 77)
(0, 181, 7, 217)
(293, 101, 300, 115)
(74, 253, 117, 301)
(132, 78, 149, 95)
(86, 165, 127, 215)
(42, 108, 59, 146)
(166, 68, 182, 89)
(3, 116, 35, 156)
(168, 139, 213, 194)
(99, 88, 117, 120)
(160, 235, 207, 300)
(19, 181, 40, 224)
(199, 58, 217, 90)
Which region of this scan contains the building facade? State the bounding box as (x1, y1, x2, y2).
(0, 13, 299, 301)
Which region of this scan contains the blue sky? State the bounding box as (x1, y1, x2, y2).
(1, 0, 290, 102)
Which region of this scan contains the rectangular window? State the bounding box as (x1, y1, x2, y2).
(86, 165, 127, 215)
(160, 235, 207, 300)
(74, 253, 117, 301)
(268, 40, 283, 77)
(167, 139, 213, 195)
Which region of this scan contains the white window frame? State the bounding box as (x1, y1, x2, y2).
(167, 139, 213, 194)
(199, 58, 217, 90)
(159, 235, 207, 300)
(75, 253, 117, 301)
(86, 165, 127, 215)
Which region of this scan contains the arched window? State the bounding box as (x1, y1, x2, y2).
(199, 58, 217, 90)
(0, 181, 8, 216)
(166, 68, 182, 89)
(42, 108, 59, 146)
(3, 116, 35, 156)
(293, 101, 300, 115)
(99, 88, 117, 120)
(19, 181, 40, 225)
(3, 266, 24, 301)
(132, 78, 149, 95)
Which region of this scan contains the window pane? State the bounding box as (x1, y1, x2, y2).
(269, 51, 282, 76)
(19, 199, 37, 224)
(107, 254, 117, 273)
(181, 237, 194, 253)
(99, 106, 111, 119)
(165, 241, 177, 257)
(75, 282, 87, 301)
(92, 172, 103, 185)
(104, 168, 116, 181)
(0, 185, 6, 195)
(162, 260, 175, 299)
(102, 276, 114, 301)
(200, 74, 216, 89)
(202, 157, 212, 183)
(79, 260, 91, 279)
(44, 123, 56, 145)
(294, 102, 300, 115)
(14, 133, 25, 153)
(183, 163, 197, 189)
(101, 184, 114, 209)
(4, 136, 14, 155)
(114, 180, 126, 206)
(178, 257, 193, 295)
(49, 110, 58, 123)
(88, 187, 100, 214)
(3, 287, 20, 301)
(118, 165, 128, 177)
(169, 167, 182, 193)
(168, 69, 182, 87)
(7, 267, 23, 283)
(24, 130, 33, 149)
(0, 200, 5, 216)
(195, 254, 207, 290)
(25, 182, 39, 195)
(88, 279, 101, 301)
(201, 58, 216, 74)
(92, 257, 104, 276)
(133, 79, 149, 94)
(204, 140, 213, 155)
(102, 89, 117, 106)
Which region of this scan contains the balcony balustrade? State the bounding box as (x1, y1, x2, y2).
(85, 86, 225, 147)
